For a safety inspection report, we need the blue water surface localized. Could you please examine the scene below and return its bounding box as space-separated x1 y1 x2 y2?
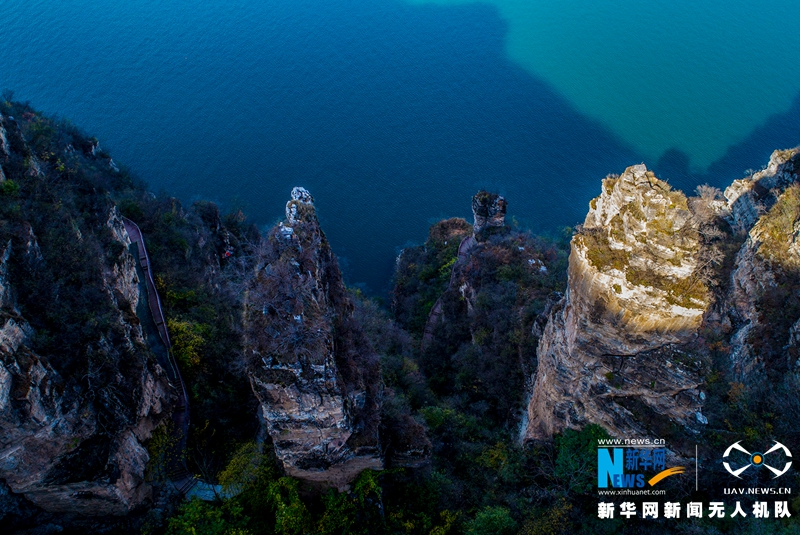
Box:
2 0 799 293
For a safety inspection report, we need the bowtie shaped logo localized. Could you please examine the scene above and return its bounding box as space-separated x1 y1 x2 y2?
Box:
723 441 792 479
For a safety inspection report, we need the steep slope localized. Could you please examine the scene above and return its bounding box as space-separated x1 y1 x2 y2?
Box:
524 150 800 443
244 188 382 489
724 149 800 383
119 194 262 484
0 108 173 516
395 191 569 426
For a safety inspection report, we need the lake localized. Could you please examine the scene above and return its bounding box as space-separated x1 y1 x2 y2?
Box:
3 0 799 292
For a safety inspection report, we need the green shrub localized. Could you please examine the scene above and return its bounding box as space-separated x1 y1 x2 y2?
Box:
520 500 573 535
465 506 516 535
0 180 20 197
166 498 250 535
218 441 271 496
268 478 311 535
554 424 610 494
168 319 209 370
316 471 383 535
144 420 179 484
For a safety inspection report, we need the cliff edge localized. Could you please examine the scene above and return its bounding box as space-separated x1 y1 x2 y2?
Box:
0 111 173 516
524 164 708 441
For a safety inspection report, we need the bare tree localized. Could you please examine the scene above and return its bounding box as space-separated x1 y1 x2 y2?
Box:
699 225 725 242
695 184 723 202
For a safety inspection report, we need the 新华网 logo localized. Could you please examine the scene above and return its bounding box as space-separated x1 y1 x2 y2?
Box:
722 441 792 479
598 444 686 488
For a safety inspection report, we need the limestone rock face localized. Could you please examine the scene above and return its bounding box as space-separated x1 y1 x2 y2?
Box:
0 217 172 516
725 149 799 233
0 116 10 183
524 164 707 441
725 148 800 383
0 118 9 159
576 164 707 340
472 191 507 235
285 186 316 225
0 112 173 518
245 188 382 489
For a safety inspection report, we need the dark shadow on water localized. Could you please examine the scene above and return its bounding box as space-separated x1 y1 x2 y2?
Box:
705 93 800 184
10 0 798 294
655 148 693 191
652 93 800 194
208 0 642 293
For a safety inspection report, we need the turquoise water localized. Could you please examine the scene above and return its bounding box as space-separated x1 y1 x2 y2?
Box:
2 0 799 292
410 0 800 169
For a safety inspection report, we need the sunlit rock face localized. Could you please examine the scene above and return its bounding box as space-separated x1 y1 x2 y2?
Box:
725 149 800 383
524 164 708 441
574 164 708 343
245 188 382 490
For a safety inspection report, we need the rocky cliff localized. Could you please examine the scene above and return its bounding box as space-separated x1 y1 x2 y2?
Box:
0 111 174 517
724 149 799 233
525 150 800 443
471 191 507 235
394 190 568 426
524 164 709 441
4 95 800 533
724 149 800 383
244 188 382 489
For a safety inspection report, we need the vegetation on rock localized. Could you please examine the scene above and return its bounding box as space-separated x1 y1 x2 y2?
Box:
4 99 800 535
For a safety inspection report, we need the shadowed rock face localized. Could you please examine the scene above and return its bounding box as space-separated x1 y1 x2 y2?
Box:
725 149 800 383
524 164 708 441
0 113 173 517
0 213 172 516
725 149 799 233
245 187 382 490
472 191 507 235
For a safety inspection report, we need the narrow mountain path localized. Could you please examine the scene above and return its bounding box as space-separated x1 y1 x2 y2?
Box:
122 217 197 496
420 234 476 351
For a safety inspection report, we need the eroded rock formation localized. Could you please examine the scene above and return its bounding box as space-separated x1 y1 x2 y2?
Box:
524 164 708 441
725 149 800 383
245 187 382 489
0 111 174 518
0 210 172 516
472 191 507 235
725 149 799 233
